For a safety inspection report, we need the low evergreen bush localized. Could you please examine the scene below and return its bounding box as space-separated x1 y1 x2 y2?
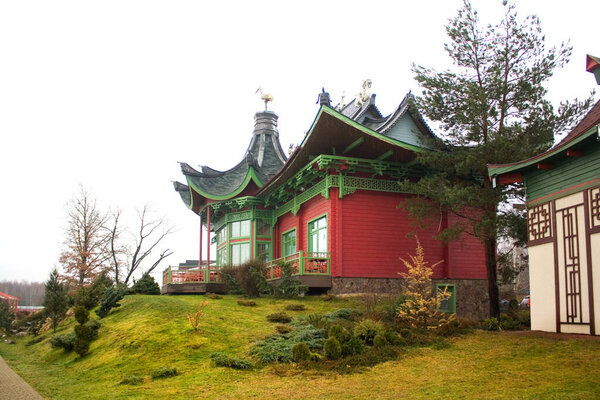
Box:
207 293 222 299
130 273 160 295
328 324 349 343
372 334 388 348
272 262 307 298
284 303 306 311
291 342 311 362
341 335 365 357
479 317 501 331
266 312 292 323
96 285 126 319
50 332 76 351
384 330 405 346
326 308 356 321
305 313 328 329
210 352 252 370
275 324 293 334
237 300 257 307
324 336 342 360
25 336 44 346
250 321 325 363
151 366 178 379
120 375 144 385
353 319 385 345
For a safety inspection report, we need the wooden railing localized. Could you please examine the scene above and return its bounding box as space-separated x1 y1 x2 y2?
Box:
162 251 330 285
264 251 330 280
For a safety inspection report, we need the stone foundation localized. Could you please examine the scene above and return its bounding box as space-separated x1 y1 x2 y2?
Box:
330 277 489 320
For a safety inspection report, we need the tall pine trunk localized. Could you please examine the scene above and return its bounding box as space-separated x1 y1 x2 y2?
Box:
485 236 500 318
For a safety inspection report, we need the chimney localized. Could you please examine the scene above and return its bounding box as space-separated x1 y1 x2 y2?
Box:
586 54 600 85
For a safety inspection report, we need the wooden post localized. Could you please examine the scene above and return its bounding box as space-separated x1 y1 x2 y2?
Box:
206 205 211 283
199 214 203 270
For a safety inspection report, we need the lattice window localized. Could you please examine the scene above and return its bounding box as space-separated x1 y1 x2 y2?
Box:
528 203 552 242
589 187 600 229
559 205 582 324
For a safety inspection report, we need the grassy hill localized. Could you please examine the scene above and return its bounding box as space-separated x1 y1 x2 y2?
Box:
1 294 600 399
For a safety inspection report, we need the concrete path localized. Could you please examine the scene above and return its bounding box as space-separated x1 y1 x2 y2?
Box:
0 355 44 399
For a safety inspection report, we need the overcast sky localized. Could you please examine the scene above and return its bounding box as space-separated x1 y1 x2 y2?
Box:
0 0 597 284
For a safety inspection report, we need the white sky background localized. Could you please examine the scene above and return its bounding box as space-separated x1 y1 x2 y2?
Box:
0 0 597 284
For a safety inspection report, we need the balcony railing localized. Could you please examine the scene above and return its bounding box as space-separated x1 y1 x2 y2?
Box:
264 251 330 281
162 251 330 285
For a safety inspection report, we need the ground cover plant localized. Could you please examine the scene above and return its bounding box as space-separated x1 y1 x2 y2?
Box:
1 294 599 399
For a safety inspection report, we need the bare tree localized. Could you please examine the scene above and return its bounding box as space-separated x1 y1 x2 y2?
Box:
117 205 174 285
106 209 127 285
59 187 111 287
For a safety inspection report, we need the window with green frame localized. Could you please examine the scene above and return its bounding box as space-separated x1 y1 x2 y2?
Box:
255 219 271 237
230 220 250 238
231 242 250 265
281 229 296 257
216 227 227 246
217 247 227 266
308 216 327 253
437 284 456 313
256 242 271 262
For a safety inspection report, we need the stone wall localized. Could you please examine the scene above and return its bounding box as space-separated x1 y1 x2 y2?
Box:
330 277 489 320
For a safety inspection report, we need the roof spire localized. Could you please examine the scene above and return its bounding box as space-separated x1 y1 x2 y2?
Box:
317 87 331 107
255 87 274 111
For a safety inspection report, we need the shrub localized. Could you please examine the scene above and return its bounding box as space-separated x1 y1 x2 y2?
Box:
341 335 365 357
74 306 90 325
207 293 222 299
251 322 325 363
25 336 44 346
291 342 311 362
96 285 126 319
436 318 462 337
73 286 96 310
151 366 178 379
187 301 209 332
235 259 271 298
275 324 293 334
320 294 337 301
120 375 144 385
87 319 101 340
237 300 257 307
73 307 92 357
328 324 348 343
384 330 405 346
373 334 388 348
382 295 407 323
324 337 342 360
130 273 160 295
479 318 501 331
353 319 385 345
210 352 252 370
272 262 308 298
306 313 328 329
285 303 306 311
327 308 355 321
267 312 292 324
221 267 243 294
50 332 76 351
310 352 323 362
518 310 531 327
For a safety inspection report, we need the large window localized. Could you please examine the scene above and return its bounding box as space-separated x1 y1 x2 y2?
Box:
255 219 271 237
256 242 271 262
281 229 297 257
217 247 227 266
216 227 227 246
231 243 250 265
308 216 327 253
230 220 250 238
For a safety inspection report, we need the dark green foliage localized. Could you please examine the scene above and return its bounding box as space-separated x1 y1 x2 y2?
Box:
207 293 222 299
479 318 501 331
373 334 388 348
233 259 270 298
353 319 385 345
384 330 405 346
95 285 125 319
305 313 328 329
275 324 293 334
341 335 365 357
220 267 242 295
74 306 89 325
406 0 595 318
43 269 69 332
50 332 76 351
324 337 342 360
73 286 96 310
518 310 531 327
328 325 349 343
326 308 356 321
320 294 337 301
74 336 90 356
250 321 325 363
74 324 93 342
151 366 178 379
74 271 114 310
237 300 257 307
272 262 308 298
498 310 530 331
436 318 462 337
210 352 252 370
120 375 144 385
284 303 306 311
382 296 407 323
291 342 311 362
336 346 399 372
87 319 101 340
266 312 292 323
130 273 160 295
0 299 14 334
508 299 520 314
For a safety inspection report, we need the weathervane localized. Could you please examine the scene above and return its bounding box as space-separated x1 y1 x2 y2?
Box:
255 87 274 111
355 79 372 107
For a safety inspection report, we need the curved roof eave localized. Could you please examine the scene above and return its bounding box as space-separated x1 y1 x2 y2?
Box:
186 166 263 201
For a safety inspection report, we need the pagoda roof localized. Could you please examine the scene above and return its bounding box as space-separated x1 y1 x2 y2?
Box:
177 111 287 211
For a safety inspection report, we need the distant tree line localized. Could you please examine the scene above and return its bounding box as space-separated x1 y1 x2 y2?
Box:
0 281 45 306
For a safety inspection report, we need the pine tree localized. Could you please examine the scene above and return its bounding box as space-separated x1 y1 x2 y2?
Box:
43 269 69 332
404 0 594 317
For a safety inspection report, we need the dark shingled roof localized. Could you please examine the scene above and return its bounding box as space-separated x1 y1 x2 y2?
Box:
179 111 287 200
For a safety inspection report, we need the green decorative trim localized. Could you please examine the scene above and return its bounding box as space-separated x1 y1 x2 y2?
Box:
307 213 328 253
527 177 600 207
186 166 263 201
376 150 394 161
343 137 365 154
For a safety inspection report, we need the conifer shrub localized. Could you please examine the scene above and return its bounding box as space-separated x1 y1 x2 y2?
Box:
87 319 101 340
324 336 342 360
0 299 15 334
384 330 405 346
210 352 252 370
221 267 243 294
96 285 126 319
266 312 292 323
251 321 325 363
479 317 501 331
73 306 92 356
285 303 306 311
326 308 356 321
353 319 385 345
237 300 257 307
372 334 388 348
275 324 293 334
272 262 308 298
305 313 328 329
130 273 160 295
291 342 311 362
234 259 271 298
328 324 349 343
74 306 89 325
50 332 76 351
341 335 365 357
151 366 178 379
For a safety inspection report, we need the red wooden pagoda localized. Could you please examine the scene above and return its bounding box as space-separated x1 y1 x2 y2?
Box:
167 85 488 318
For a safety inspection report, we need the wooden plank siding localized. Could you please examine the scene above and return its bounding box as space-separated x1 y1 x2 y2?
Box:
526 141 600 203
447 212 488 279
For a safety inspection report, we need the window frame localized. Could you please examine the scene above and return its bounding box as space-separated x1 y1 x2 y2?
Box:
281 228 297 257
307 214 328 254
436 283 456 313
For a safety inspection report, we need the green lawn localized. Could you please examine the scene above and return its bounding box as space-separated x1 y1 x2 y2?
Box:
1 294 599 399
